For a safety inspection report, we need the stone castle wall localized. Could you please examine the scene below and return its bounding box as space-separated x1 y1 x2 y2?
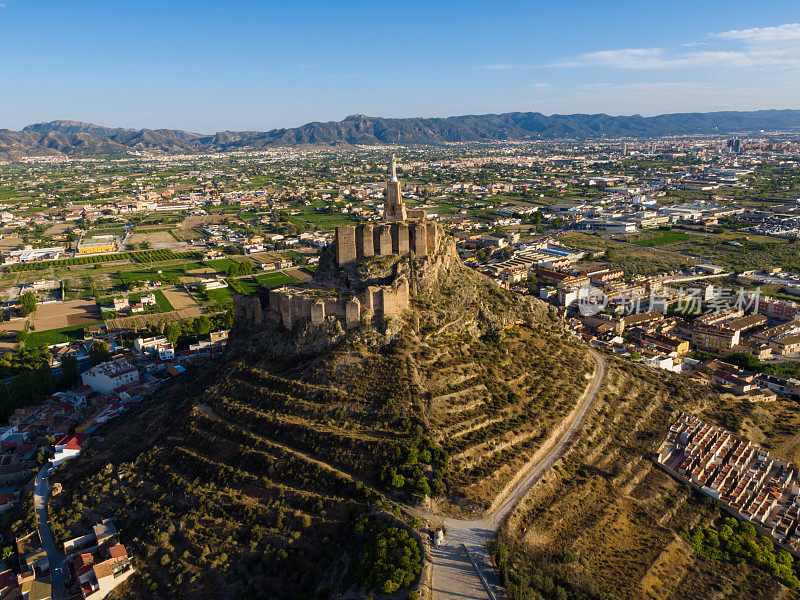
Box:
246 275 411 331
235 218 443 333
335 221 441 266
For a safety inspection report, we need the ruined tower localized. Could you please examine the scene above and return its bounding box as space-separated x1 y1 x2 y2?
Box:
383 154 407 221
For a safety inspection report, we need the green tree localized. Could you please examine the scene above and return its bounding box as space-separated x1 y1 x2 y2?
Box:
18 292 37 317
193 315 213 337
89 340 111 365
165 323 181 347
59 355 80 388
15 330 28 346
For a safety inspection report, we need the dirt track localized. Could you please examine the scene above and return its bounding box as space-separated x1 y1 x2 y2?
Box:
428 348 607 600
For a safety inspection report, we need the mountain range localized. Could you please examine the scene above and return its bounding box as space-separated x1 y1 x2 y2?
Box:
1 109 799 159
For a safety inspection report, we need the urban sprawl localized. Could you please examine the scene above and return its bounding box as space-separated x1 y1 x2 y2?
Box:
0 132 799 595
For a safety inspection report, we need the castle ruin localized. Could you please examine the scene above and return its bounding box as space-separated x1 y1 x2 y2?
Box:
334 221 441 265
237 154 441 332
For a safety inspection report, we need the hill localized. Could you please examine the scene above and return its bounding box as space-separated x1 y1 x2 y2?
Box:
41 228 594 599
492 359 800 600
2 109 799 159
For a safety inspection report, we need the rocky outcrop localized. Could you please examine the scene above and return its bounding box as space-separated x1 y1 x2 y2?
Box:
229 227 546 359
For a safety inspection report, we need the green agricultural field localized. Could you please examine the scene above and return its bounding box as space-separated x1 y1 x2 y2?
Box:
288 214 358 230
253 272 298 287
640 231 800 272
119 270 163 285
561 231 690 276
204 287 234 309
27 324 99 348
153 290 175 312
226 277 260 295
631 231 696 246
158 262 205 278
204 258 238 273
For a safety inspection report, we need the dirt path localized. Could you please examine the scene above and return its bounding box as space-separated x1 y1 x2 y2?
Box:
428 348 606 600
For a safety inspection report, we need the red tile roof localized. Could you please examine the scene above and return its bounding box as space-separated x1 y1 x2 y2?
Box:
107 544 128 560
55 433 90 450
72 552 94 575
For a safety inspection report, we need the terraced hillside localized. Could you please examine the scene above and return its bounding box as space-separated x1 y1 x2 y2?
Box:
411 323 594 511
43 230 600 599
46 366 420 600
494 358 800 600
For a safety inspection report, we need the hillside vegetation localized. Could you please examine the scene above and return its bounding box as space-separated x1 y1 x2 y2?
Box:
47 359 421 600
43 232 600 599
494 358 800 600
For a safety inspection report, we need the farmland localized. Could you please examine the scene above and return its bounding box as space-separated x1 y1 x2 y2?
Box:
105 306 205 331
288 212 359 230
560 231 690 275
26 324 93 348
161 288 199 311
152 290 175 312
29 299 101 330
628 230 696 246
253 272 299 287
203 287 234 310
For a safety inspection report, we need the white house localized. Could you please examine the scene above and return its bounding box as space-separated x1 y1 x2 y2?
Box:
133 336 167 353
140 293 156 306
51 433 89 466
81 360 139 395
157 344 174 361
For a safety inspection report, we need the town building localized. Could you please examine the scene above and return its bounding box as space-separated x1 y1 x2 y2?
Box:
81 360 139 394
77 235 116 255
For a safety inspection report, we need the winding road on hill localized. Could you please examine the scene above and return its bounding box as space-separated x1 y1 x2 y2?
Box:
195 348 607 600
428 348 606 600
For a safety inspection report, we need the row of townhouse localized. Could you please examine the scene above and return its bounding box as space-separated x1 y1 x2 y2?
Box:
661 413 800 552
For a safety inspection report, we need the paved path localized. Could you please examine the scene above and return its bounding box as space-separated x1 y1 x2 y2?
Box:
430 349 607 600
34 465 67 600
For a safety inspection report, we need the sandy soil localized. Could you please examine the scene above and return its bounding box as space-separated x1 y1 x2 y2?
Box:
30 299 101 330
162 288 199 310
0 237 23 251
286 268 311 281
129 231 175 245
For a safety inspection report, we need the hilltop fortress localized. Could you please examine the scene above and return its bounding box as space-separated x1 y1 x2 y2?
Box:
235 155 444 335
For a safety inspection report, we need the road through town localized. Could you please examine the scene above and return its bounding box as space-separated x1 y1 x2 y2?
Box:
429 349 607 600
34 465 67 600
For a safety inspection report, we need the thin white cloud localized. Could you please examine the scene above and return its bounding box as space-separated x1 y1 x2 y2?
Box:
552 23 800 71
531 83 551 88
713 23 800 44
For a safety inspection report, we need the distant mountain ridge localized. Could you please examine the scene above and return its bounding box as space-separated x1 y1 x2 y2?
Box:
2 109 799 159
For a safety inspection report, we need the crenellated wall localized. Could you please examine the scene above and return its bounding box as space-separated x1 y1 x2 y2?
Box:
335 221 442 266
253 276 411 331
236 217 443 333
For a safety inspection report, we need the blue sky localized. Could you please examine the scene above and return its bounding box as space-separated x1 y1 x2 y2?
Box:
1 0 798 132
